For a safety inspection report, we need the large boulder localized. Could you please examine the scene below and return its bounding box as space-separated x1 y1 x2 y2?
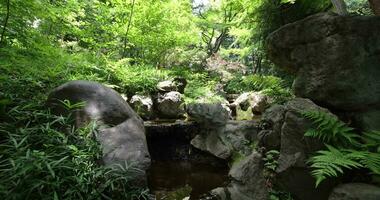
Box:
328 183 380 200
258 98 337 200
46 81 151 175
129 95 154 120
186 103 231 127
266 12 380 130
211 151 269 200
190 120 259 159
156 91 185 119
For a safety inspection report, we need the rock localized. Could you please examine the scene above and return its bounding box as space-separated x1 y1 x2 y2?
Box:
157 80 177 92
186 103 231 127
173 77 187 94
129 95 154 120
266 12 380 120
156 78 187 93
259 98 336 200
231 92 269 120
211 151 269 200
328 183 380 200
46 80 151 177
191 120 259 160
258 105 286 150
156 91 185 119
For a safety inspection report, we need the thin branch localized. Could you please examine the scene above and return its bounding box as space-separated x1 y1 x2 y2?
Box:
0 0 10 46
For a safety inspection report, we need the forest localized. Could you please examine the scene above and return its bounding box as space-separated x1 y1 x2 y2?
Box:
0 0 380 200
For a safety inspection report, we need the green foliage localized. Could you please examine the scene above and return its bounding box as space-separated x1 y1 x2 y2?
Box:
224 74 293 103
302 110 380 187
0 103 148 199
263 150 280 171
302 111 360 148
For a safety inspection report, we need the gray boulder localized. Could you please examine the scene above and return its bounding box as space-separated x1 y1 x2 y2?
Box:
47 80 151 175
156 78 187 94
266 12 380 130
191 120 259 160
211 151 269 200
186 103 231 127
328 183 380 200
157 80 177 92
259 98 336 200
129 95 154 120
156 91 185 119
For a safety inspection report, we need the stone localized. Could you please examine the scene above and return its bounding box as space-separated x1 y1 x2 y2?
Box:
173 77 187 94
211 151 269 200
46 80 151 177
231 92 269 120
190 120 259 160
156 91 185 119
266 12 380 117
328 183 380 200
157 80 177 92
156 78 187 94
186 103 231 127
259 98 336 200
129 95 154 120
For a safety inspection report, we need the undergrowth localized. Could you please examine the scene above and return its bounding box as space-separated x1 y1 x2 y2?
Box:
302 110 380 187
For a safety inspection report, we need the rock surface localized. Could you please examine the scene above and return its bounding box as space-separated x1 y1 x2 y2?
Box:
47 80 151 175
266 12 380 130
231 92 269 114
186 103 231 127
156 78 187 93
211 151 269 200
258 98 336 200
328 183 380 200
156 91 185 119
191 120 259 160
129 95 154 120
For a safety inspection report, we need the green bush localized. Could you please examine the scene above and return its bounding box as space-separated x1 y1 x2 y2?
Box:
0 103 148 199
224 74 293 104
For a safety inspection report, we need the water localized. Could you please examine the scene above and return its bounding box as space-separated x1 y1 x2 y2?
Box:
147 160 229 200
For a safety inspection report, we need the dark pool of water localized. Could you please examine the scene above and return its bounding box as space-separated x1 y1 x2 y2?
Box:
147 160 229 200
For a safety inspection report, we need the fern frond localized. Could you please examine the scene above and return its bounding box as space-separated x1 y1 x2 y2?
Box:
308 145 363 187
362 131 380 151
346 150 380 175
301 110 360 147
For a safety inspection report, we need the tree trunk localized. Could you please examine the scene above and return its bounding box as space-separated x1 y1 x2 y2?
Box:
331 0 349 15
369 0 380 15
122 0 136 58
0 0 10 46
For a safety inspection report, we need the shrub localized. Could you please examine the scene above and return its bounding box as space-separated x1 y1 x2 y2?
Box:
0 103 148 199
302 110 380 187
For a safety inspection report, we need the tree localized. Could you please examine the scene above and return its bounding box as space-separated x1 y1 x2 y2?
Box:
331 0 349 15
0 0 10 46
369 0 380 15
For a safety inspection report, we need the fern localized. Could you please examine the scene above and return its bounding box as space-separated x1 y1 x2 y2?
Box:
308 145 363 187
301 110 380 187
302 110 360 147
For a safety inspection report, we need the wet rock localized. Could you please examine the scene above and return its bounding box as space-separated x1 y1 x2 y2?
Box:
129 95 154 120
266 12 380 130
156 91 185 119
211 151 269 200
47 80 151 179
328 183 380 200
